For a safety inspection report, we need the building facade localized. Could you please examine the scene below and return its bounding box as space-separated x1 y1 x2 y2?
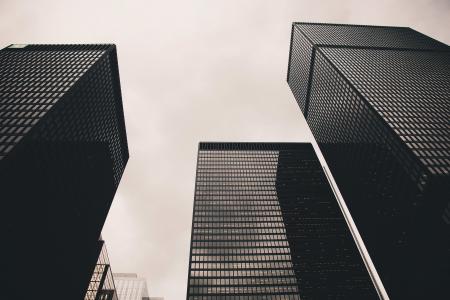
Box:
114 273 150 300
85 241 118 300
287 23 450 298
0 44 129 299
187 142 378 300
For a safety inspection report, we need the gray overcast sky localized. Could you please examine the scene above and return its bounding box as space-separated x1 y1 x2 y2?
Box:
1 1 449 299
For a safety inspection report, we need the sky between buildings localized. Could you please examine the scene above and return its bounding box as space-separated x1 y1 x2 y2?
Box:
1 1 449 299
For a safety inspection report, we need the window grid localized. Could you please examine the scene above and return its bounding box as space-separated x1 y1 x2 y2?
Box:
287 23 450 299
187 143 377 300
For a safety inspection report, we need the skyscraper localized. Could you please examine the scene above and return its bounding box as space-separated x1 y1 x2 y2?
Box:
114 273 150 300
0 44 129 300
187 142 379 300
287 23 450 298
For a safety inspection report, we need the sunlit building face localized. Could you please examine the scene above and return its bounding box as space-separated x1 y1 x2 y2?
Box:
187 142 376 300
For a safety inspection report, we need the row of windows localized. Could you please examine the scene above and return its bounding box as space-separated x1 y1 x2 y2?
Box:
197 167 316 172
196 180 277 185
199 150 278 155
197 166 278 170
197 162 279 166
192 235 288 242
196 191 277 196
189 294 300 300
196 170 278 174
190 269 296 277
196 196 277 200
189 285 299 295
191 261 294 270
193 228 286 234
190 276 298 286
193 217 284 223
194 223 285 229
195 205 280 210
196 188 277 193
192 240 289 248
192 248 291 255
197 168 278 172
194 211 282 216
196 202 280 207
192 254 293 262
198 157 279 161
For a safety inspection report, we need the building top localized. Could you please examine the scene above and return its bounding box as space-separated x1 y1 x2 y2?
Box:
288 23 450 180
199 141 314 151
0 44 104 159
114 273 149 300
5 43 115 51
293 22 449 50
114 273 138 278
0 43 129 185
320 46 450 177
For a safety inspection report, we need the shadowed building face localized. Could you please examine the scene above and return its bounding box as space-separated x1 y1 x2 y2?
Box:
187 142 377 300
0 44 128 300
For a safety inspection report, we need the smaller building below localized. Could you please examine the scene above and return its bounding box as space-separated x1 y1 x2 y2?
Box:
113 273 150 300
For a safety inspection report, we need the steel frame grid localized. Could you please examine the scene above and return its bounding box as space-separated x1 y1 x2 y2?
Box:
287 22 450 299
186 142 378 300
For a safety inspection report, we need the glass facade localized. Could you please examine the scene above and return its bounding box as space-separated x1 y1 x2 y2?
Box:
0 44 128 183
187 142 377 300
0 44 129 300
287 23 450 298
85 241 118 300
114 273 150 300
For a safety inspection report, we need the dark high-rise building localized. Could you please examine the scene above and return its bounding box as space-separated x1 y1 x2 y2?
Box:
187 142 379 300
0 44 128 299
287 23 450 298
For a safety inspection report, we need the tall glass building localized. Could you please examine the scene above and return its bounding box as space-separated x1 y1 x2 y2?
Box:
85 241 118 300
187 142 378 300
0 44 128 299
114 273 150 300
287 23 450 298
